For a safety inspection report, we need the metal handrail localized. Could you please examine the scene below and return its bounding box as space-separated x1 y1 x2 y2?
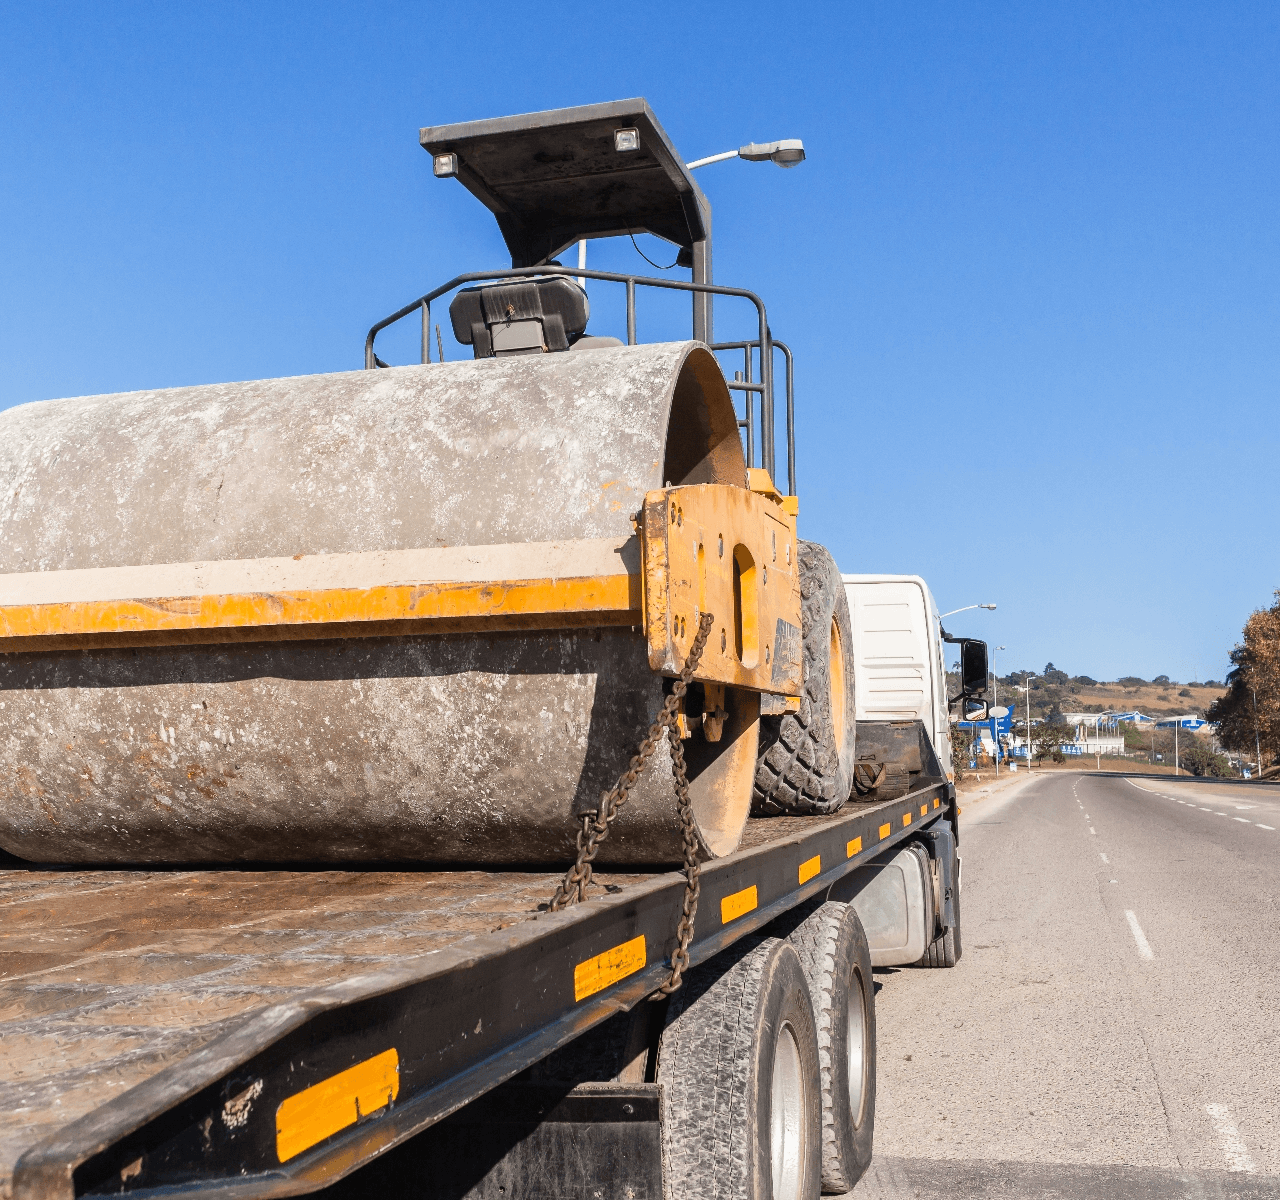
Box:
364 266 777 479
711 339 795 496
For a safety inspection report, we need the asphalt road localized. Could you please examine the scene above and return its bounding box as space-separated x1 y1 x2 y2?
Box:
852 770 1280 1200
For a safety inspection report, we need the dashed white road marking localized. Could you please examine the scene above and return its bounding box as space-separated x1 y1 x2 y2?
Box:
1099 852 1109 863
1125 910 1154 959
1233 817 1251 824
1200 807 1214 811
1234 805 1257 810
1089 826 1097 835
1259 824 1276 831
1205 1104 1256 1173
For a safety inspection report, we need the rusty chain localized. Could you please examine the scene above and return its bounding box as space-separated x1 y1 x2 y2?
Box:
548 610 715 993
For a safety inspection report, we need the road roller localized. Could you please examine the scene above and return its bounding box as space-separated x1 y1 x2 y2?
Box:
0 98 857 867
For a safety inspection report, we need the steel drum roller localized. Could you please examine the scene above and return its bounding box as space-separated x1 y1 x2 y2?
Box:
0 342 758 865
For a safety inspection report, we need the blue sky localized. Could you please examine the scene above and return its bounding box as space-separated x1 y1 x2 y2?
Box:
2 1 1277 683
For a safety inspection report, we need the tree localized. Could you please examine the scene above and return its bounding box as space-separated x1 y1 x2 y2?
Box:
1178 741 1232 779
1207 590 1280 768
1033 723 1071 764
951 727 973 779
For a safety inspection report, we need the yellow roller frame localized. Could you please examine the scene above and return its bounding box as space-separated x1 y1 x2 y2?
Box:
641 479 802 696
0 478 803 696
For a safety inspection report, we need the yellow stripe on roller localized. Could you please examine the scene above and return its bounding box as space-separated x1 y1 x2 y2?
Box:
903 812 912 826
798 855 821 884
0 575 637 647
879 823 892 841
721 885 758 924
574 935 646 1002
846 836 862 858
276 1049 399 1163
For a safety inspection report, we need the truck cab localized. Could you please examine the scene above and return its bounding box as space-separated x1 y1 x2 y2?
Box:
843 573 956 784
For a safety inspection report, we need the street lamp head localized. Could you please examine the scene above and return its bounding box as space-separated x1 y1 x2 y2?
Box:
686 140 806 171
980 603 996 611
738 139 807 168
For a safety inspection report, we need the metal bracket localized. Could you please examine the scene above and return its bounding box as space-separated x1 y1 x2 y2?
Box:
641 483 801 696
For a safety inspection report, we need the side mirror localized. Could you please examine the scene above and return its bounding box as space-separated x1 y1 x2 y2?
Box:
962 697 989 721
961 639 988 696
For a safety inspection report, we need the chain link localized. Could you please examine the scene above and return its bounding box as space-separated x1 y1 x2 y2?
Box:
548 611 715 993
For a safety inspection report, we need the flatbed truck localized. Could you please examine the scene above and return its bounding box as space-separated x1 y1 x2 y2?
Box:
1 100 985 1200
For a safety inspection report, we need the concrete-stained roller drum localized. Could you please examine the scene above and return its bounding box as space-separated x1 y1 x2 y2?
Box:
0 342 758 866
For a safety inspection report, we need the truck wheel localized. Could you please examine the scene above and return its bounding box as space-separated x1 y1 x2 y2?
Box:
753 542 856 816
658 938 822 1200
918 851 962 968
784 901 876 1193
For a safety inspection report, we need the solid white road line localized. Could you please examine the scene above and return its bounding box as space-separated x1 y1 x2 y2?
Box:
1125 910 1154 960
1205 1104 1256 1173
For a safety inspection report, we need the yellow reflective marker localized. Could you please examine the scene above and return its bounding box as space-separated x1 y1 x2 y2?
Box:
846 836 862 858
798 855 821 884
721 885 758 924
920 804 928 817
878 823 891 840
574 934 646 1002
934 798 940 808
276 1048 399 1163
903 812 912 826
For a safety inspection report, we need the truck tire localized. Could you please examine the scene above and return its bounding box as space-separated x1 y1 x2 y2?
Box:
753 542 856 816
783 902 876 1194
918 851 962 968
658 938 822 1200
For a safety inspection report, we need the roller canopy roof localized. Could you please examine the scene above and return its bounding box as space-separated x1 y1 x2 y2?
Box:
420 98 710 269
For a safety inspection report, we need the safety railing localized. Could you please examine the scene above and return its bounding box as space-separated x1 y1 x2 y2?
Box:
363 267 791 489
711 339 795 497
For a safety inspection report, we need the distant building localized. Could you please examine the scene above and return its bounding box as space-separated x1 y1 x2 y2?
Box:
1155 715 1206 730
1109 711 1154 725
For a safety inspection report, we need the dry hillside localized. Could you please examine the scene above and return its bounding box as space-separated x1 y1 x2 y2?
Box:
1065 679 1225 717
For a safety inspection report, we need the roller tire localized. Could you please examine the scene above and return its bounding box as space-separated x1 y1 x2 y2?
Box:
783 902 877 1194
658 938 822 1200
753 542 856 816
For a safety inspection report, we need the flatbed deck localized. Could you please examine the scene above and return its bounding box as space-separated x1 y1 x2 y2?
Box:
2 784 952 1200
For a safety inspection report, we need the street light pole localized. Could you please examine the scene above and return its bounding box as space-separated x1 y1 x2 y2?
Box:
686 140 807 171
1253 686 1262 777
1016 673 1038 772
939 603 998 619
1026 673 1034 772
994 645 1006 777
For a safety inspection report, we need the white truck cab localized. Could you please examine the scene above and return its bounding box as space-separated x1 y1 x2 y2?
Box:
837 574 989 968
842 573 954 783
